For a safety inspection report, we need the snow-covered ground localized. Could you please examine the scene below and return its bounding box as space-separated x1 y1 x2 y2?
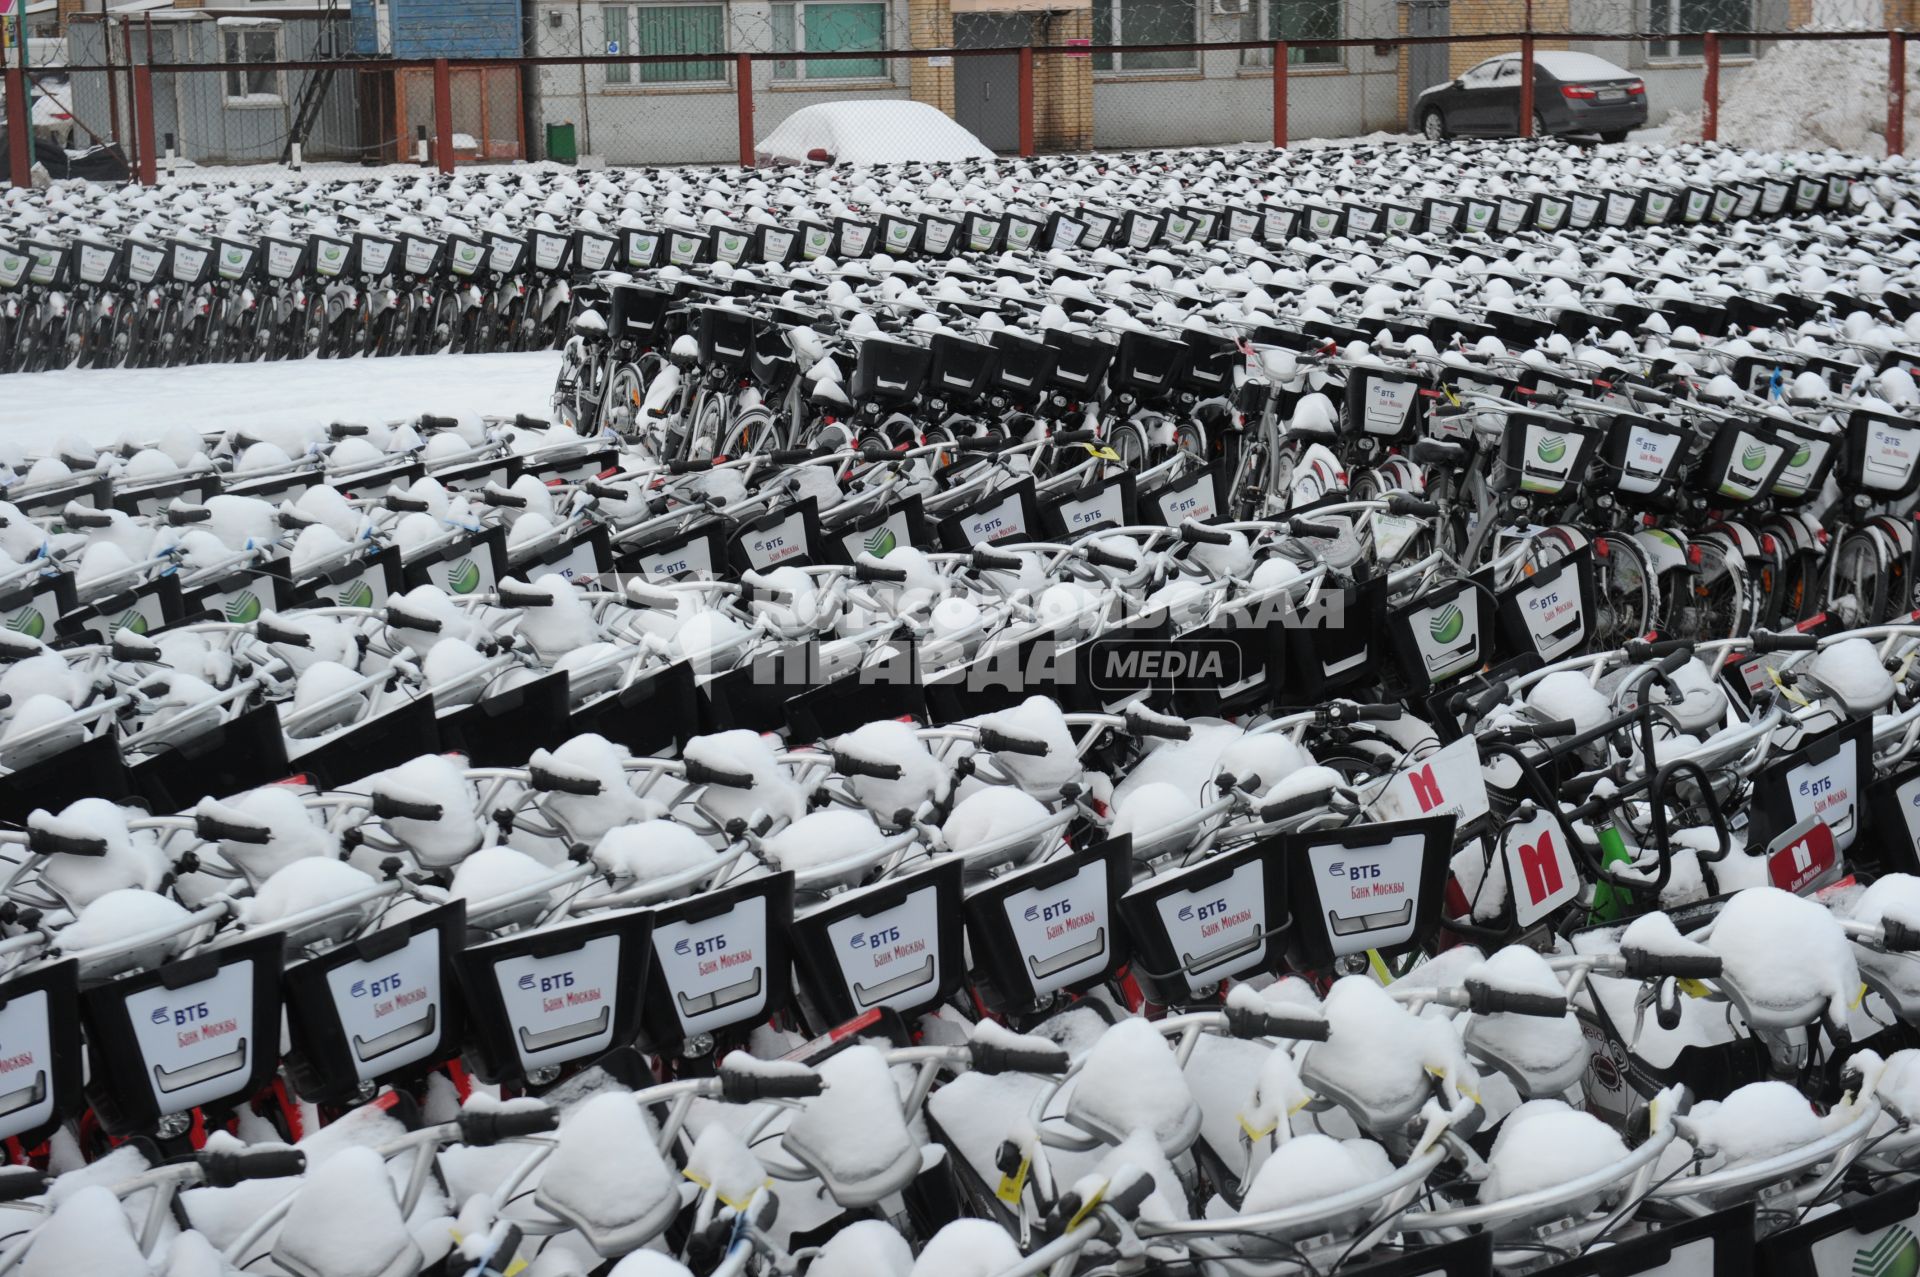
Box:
0 352 562 453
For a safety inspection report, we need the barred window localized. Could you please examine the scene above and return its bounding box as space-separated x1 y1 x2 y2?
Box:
221 25 284 104
1647 0 1751 59
605 5 727 87
1241 0 1341 67
773 3 889 81
1092 0 1197 73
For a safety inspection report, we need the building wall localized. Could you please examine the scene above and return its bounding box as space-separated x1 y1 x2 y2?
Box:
66 14 361 163
526 0 913 165
349 0 523 59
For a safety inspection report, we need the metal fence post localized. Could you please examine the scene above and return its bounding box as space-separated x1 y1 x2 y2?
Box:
1519 33 1535 135
736 53 754 168
132 62 157 185
4 65 29 189
1018 46 1035 158
1893 32 1907 159
1702 31 1719 143
1273 41 1288 147
433 57 455 175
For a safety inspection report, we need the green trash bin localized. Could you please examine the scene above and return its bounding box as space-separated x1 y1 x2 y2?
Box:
546 122 578 164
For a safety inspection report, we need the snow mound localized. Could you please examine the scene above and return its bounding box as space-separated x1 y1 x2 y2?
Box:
758 102 995 167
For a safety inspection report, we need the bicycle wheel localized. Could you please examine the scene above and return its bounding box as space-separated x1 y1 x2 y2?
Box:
1828 531 1892 628
1589 533 1656 648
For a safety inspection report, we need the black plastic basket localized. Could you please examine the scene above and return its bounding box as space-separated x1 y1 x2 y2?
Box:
529 228 574 276
926 332 997 401
1110 329 1187 399
352 232 398 280
852 338 932 405
75 239 123 286
1179 329 1240 399
608 283 672 343
311 233 355 280
1844 409 1920 499
696 304 754 373
988 329 1057 398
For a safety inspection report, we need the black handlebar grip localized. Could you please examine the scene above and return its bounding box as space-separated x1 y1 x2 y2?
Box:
1102 1170 1157 1223
583 481 631 502
684 759 756 789
1125 713 1192 742
1347 703 1402 722
62 508 114 529
1884 919 1920 953
371 793 445 822
1511 717 1578 740
257 617 315 648
195 814 273 844
528 764 602 796
1385 494 1441 518
1082 545 1137 571
1620 949 1723 979
480 488 528 508
26 828 108 857
972 548 1025 572
854 561 910 583
418 414 459 430
1463 682 1511 720
1288 519 1342 540
969 1038 1070 1077
514 414 550 431
719 1061 824 1102
1623 636 1692 662
198 1146 308 1188
1466 979 1568 1018
497 581 556 609
0 1168 46 1204
458 1106 559 1146
384 604 444 634
1224 1002 1331 1043
166 504 214 525
668 458 715 473
831 752 904 782
385 494 431 513
1047 429 1097 447
955 435 1012 453
111 632 162 662
979 727 1050 757
1260 790 1330 823
768 449 813 464
1751 629 1820 653
1179 522 1234 546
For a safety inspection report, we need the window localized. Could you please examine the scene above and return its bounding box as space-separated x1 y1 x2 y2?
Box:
773 3 888 81
1240 0 1340 68
605 4 725 86
1458 55 1510 87
1092 0 1196 73
1647 0 1750 59
220 23 283 104
604 6 630 84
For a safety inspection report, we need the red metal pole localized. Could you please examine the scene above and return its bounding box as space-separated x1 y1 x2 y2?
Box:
433 58 454 174
1702 31 1719 143
1892 32 1907 159
1273 41 1288 147
1018 46 1035 157
1519 34 1535 136
132 62 156 185
735 52 754 168
4 67 29 189
121 16 136 168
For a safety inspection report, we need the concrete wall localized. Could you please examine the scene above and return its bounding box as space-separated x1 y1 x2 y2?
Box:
67 14 362 163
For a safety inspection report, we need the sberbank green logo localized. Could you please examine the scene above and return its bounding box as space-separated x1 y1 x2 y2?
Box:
331 580 376 609
223 591 261 624
1742 442 1769 471
1790 445 1812 467
1429 602 1464 645
447 559 482 595
722 236 743 254
863 527 897 558
5 608 44 640
1853 1224 1920 1277
113 609 149 636
1537 434 1567 464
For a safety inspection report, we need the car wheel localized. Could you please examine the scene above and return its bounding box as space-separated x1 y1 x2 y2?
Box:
1422 110 1447 141
1532 112 1549 139
1599 129 1631 143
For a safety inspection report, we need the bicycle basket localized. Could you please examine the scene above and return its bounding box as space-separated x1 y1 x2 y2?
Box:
262 236 308 282
312 234 354 280
926 332 997 401
76 239 122 286
1343 361 1424 441
988 329 1057 398
1111 330 1188 399
620 226 663 270
696 305 754 373
529 228 573 276
1767 419 1840 502
573 227 618 273
1118 837 1290 1003
789 861 966 1024
708 225 751 267
1845 410 1920 500
486 233 528 276
640 875 796 1050
608 283 672 342
210 238 256 284
963 839 1130 1013
351 233 397 279
22 241 66 289
852 338 932 405
1595 413 1690 497
1694 417 1790 505
1491 412 1603 499
1179 330 1240 399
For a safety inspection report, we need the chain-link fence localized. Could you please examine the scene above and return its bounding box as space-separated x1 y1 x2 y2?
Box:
3 0 1917 183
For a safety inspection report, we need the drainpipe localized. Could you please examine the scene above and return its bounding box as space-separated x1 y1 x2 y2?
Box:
574 0 591 156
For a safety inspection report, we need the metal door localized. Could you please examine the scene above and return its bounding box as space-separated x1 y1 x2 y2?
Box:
954 14 1025 155
1404 0 1451 130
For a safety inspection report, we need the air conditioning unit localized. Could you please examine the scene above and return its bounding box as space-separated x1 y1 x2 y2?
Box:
1211 0 1251 15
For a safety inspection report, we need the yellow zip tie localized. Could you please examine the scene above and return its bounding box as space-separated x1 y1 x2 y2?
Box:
1366 949 1393 985
995 1153 1032 1206
1675 978 1712 999
1853 982 1869 1011
1081 443 1121 462
1068 1184 1108 1230
1770 665 1810 707
683 1168 770 1213
1237 1113 1278 1142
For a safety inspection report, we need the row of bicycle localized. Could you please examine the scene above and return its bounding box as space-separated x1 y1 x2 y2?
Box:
0 134 1897 372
